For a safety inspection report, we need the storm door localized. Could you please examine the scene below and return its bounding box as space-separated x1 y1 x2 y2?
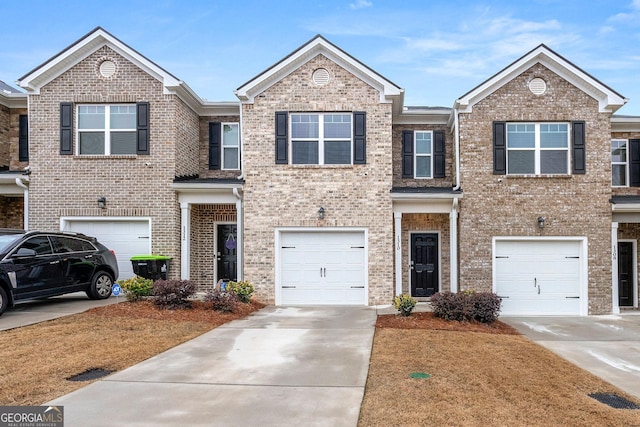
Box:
217 224 237 282
410 233 439 297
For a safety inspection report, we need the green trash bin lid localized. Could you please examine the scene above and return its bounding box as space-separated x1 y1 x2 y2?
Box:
130 255 172 261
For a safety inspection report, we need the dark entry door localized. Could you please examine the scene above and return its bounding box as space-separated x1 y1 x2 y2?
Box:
217 224 237 282
618 241 634 307
411 233 439 297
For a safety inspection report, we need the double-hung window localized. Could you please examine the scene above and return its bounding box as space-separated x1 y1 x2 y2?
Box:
414 131 433 178
612 139 628 187
291 113 352 165
222 123 240 170
506 123 569 175
77 105 137 155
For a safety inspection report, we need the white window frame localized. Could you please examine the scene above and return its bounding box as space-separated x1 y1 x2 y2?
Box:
506 122 570 175
611 139 629 187
221 122 240 170
414 130 433 179
289 113 353 165
76 104 137 156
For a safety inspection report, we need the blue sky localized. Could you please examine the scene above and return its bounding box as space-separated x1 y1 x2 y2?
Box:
2 0 640 114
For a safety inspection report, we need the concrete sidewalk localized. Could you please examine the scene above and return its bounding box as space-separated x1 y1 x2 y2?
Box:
503 314 640 400
48 306 377 426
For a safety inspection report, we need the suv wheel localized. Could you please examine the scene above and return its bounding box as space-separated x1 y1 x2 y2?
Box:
87 271 113 300
0 287 8 316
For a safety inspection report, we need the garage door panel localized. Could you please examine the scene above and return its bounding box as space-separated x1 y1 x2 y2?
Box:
65 220 150 281
495 240 582 315
280 231 366 305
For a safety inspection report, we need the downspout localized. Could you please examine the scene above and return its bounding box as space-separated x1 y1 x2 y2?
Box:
237 100 244 180
452 105 461 191
15 177 28 230
233 187 243 281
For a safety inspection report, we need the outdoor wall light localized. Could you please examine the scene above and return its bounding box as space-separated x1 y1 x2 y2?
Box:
537 216 545 229
318 207 325 220
97 197 107 209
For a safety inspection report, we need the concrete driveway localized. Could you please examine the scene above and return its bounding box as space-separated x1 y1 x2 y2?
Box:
503 315 640 400
0 292 121 331
48 306 376 427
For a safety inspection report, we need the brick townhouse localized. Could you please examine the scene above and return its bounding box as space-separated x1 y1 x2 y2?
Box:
1 27 640 315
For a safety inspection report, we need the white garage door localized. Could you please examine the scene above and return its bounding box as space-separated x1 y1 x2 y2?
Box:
64 220 151 281
495 240 583 315
279 231 366 305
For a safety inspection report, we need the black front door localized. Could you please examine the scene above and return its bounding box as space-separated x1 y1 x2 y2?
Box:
411 233 439 297
217 224 237 282
618 241 634 307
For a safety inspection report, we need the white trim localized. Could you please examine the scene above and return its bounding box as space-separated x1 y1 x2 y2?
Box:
449 198 459 293
180 203 191 280
413 130 433 179
274 227 369 306
394 212 402 296
221 122 240 170
611 138 629 187
617 238 638 310
612 223 619 314
408 231 441 298
492 236 588 316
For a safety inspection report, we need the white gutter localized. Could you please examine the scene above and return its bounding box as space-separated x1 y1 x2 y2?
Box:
15 177 28 230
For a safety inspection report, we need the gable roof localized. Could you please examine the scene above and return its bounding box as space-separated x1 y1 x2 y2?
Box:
16 27 239 116
455 44 627 114
235 35 404 111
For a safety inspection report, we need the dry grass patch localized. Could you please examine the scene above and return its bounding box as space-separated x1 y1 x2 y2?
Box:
359 313 640 426
0 300 263 406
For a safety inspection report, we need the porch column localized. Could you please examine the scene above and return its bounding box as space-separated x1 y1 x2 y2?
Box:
450 198 459 293
180 202 191 280
234 190 243 281
612 222 619 314
394 211 403 296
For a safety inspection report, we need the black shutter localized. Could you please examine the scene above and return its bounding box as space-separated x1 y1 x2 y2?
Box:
493 122 506 175
630 139 640 187
433 130 445 178
136 102 150 155
353 112 366 164
60 102 73 155
18 115 28 161
209 122 221 170
571 121 586 174
402 130 414 178
275 112 288 164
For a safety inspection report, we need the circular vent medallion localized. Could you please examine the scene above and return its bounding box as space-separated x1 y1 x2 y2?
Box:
529 78 547 95
312 68 330 85
99 60 117 78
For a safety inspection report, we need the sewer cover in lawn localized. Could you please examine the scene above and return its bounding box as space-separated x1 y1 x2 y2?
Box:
67 368 115 382
589 392 640 409
410 372 430 379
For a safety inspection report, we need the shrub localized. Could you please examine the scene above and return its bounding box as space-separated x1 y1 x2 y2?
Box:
204 289 240 312
152 279 197 309
393 294 417 316
430 291 501 323
118 275 153 302
226 280 254 303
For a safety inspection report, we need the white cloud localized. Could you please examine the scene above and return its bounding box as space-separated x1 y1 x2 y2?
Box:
349 0 372 10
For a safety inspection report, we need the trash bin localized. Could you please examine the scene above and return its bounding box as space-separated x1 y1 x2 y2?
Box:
130 255 171 280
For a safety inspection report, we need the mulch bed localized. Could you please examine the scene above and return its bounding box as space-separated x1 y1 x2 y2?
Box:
376 311 520 334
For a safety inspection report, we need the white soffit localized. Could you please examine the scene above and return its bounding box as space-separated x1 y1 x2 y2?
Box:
455 44 627 114
235 35 403 104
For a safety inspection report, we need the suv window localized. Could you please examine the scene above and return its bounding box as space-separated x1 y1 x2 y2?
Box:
20 236 53 255
52 236 96 253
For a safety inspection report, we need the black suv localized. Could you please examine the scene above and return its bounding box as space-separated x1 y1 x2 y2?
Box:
0 229 119 316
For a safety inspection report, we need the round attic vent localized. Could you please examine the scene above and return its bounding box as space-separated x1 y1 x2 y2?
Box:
312 68 330 85
529 78 547 95
99 60 117 78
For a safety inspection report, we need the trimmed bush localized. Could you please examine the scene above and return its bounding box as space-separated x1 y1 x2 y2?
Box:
226 280 254 303
152 279 197 309
204 289 240 312
393 294 417 316
431 291 501 323
118 275 153 302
